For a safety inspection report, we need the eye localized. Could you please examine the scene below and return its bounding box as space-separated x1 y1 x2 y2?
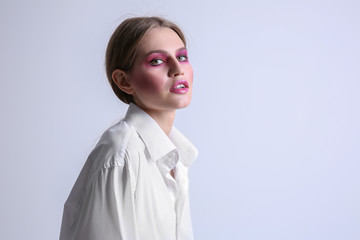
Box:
177 55 188 62
149 59 164 66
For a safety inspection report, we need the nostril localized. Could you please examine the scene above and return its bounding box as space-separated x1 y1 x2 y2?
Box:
170 71 184 77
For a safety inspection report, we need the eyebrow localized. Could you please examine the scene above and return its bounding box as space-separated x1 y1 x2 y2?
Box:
145 47 187 57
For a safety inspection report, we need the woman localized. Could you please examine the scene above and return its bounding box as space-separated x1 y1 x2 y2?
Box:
60 17 197 240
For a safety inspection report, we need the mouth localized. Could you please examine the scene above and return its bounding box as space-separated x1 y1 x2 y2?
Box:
170 80 189 94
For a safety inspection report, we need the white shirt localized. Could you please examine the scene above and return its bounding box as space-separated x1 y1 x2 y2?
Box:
60 103 198 240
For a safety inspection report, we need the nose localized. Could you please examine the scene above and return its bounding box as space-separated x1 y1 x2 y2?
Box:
169 58 184 77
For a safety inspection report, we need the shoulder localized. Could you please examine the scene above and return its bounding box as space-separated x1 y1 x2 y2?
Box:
88 119 144 171
64 120 144 208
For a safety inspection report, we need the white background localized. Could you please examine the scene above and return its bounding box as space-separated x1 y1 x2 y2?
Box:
1 0 359 239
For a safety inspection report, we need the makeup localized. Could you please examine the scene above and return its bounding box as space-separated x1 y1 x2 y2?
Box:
170 80 189 94
145 47 189 67
145 52 167 66
176 48 188 63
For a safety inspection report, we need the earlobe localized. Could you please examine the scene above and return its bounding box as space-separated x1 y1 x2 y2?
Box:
112 69 134 95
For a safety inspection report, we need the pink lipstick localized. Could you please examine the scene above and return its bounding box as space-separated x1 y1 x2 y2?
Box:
170 80 189 94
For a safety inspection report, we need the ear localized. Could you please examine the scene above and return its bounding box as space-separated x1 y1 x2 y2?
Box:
112 69 134 95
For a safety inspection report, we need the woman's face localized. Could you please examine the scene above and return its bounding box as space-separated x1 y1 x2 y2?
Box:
127 27 193 114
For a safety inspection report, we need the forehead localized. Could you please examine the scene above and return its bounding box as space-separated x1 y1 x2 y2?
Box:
137 27 185 54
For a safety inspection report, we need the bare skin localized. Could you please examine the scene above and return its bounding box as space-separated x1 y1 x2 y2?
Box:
112 27 193 177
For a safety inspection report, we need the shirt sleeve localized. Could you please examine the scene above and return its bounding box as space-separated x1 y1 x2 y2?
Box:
80 164 137 240
61 160 138 240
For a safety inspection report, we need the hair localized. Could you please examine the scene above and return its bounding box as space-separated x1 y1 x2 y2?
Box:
105 16 187 104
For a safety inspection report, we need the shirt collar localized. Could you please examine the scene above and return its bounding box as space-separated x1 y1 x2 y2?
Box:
124 103 198 167
169 127 198 167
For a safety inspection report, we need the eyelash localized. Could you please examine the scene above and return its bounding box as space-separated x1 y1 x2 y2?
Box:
177 55 188 62
149 59 164 66
149 55 188 66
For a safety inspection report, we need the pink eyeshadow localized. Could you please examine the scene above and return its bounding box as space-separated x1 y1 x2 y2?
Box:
145 53 167 64
176 49 188 57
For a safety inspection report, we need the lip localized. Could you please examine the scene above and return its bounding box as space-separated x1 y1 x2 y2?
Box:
170 80 189 94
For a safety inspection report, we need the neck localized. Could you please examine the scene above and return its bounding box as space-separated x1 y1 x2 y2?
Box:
144 109 176 136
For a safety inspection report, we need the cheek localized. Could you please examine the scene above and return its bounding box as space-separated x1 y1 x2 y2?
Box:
185 64 194 85
130 69 164 94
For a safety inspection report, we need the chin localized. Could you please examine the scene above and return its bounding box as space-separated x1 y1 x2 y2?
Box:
174 98 192 109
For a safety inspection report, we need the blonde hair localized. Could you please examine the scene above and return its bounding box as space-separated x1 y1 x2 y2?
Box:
105 16 187 104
